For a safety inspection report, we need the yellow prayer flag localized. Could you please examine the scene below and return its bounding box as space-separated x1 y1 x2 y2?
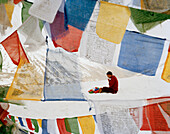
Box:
162 47 170 83
6 58 44 101
78 115 95 134
4 2 14 27
37 119 42 128
96 1 131 44
0 4 11 27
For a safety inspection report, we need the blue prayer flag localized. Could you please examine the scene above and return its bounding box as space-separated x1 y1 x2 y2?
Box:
65 0 97 31
118 30 165 76
44 49 85 101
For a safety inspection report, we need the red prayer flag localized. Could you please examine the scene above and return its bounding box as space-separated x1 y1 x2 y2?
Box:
52 25 83 52
57 119 71 134
1 31 29 65
141 100 170 132
14 0 22 4
26 118 34 134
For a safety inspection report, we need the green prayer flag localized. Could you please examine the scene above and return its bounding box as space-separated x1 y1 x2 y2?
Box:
130 8 168 33
0 0 8 4
0 51 2 72
21 1 43 30
31 119 39 133
64 117 80 134
130 8 170 24
11 116 15 123
0 86 9 98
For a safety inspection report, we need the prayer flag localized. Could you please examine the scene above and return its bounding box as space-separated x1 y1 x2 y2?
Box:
96 1 131 44
0 4 11 27
6 57 44 100
29 0 62 23
65 0 97 31
44 49 85 101
64 117 80 134
57 119 71 134
4 2 14 27
118 30 165 76
78 115 95 134
161 45 170 82
1 31 29 65
21 1 44 30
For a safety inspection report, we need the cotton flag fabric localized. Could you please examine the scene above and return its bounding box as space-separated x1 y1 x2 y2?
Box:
47 0 83 52
0 31 29 65
4 2 14 27
49 0 68 40
64 118 80 134
78 115 95 134
96 1 131 44
18 16 45 52
130 8 170 24
52 25 83 52
93 100 142 134
6 57 44 100
57 119 71 134
0 4 11 27
140 98 170 133
65 0 97 31
21 1 44 30
162 45 170 82
118 30 165 76
44 49 85 101
0 51 2 72
80 20 116 66
130 8 164 33
141 0 170 14
0 0 10 4
29 0 62 23
13 0 22 4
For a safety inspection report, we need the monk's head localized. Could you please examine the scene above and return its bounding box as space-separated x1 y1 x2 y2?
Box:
106 71 112 78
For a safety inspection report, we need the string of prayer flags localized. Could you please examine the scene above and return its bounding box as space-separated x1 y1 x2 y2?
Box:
96 1 131 44
0 31 29 65
8 115 98 134
161 45 170 82
118 30 165 76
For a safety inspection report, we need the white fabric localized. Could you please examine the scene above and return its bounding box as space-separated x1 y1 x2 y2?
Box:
47 119 60 134
29 0 62 23
18 16 45 52
80 21 116 66
93 100 144 134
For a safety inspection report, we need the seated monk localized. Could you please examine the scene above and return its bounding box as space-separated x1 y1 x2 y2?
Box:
99 71 118 94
